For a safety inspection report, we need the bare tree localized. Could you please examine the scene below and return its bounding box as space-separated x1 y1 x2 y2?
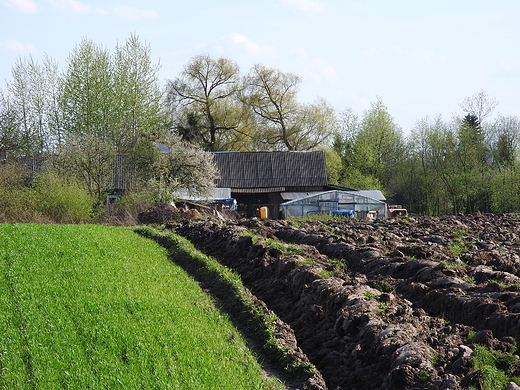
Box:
166 54 246 151
459 90 498 124
243 64 335 151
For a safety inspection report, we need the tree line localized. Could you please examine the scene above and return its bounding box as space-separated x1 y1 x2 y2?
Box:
1 34 519 219
0 35 217 219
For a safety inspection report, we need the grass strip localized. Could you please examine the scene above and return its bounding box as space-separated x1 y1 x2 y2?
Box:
133 225 320 387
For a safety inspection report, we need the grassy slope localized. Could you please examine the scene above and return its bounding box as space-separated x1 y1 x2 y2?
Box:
0 224 281 389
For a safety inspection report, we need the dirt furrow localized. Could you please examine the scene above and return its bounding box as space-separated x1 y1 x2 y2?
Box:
172 215 520 390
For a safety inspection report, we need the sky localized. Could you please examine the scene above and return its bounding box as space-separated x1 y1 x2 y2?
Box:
1 0 519 134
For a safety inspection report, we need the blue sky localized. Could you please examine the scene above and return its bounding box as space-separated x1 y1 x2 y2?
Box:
1 0 519 134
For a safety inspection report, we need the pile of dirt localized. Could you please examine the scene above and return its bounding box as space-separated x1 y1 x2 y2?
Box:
137 203 201 224
171 214 520 390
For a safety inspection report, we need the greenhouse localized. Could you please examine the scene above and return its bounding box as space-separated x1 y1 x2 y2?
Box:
279 190 388 219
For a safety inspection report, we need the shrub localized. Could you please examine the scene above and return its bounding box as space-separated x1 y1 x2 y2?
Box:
35 171 94 223
102 188 158 226
0 161 39 222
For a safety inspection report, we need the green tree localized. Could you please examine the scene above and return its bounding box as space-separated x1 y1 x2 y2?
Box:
60 37 114 141
405 115 457 215
166 54 247 151
490 114 520 169
57 35 166 203
243 64 335 151
332 108 382 190
355 98 405 186
488 114 520 212
333 99 404 194
454 114 490 213
112 34 166 150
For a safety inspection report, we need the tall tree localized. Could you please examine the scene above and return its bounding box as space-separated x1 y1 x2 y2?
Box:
488 115 520 213
332 108 381 190
56 35 167 202
112 34 166 149
166 54 246 151
490 114 520 169
243 64 335 151
352 98 405 189
60 38 114 141
7 55 60 154
453 113 490 213
404 115 457 215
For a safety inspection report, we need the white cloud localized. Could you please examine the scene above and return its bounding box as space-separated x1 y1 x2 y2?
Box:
279 0 324 12
291 47 307 58
48 0 105 16
224 33 277 57
314 58 337 82
0 39 37 55
112 5 158 20
3 0 37 13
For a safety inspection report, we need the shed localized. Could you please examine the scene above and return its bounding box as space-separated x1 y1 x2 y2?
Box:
280 190 388 219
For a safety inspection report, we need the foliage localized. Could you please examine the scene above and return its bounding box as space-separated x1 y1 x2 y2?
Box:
154 135 218 201
166 54 247 151
0 90 25 158
470 344 518 390
332 100 403 192
34 170 93 223
0 224 282 389
0 161 39 222
7 54 61 154
6 35 520 216
243 64 336 151
49 134 116 205
5 34 170 208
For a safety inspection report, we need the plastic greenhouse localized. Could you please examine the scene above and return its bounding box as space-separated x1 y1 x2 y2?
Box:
279 190 388 219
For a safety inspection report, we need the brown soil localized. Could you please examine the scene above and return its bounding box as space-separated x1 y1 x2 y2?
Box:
166 214 520 390
137 203 202 224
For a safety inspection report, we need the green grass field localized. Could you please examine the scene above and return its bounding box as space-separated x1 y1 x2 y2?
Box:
0 224 281 389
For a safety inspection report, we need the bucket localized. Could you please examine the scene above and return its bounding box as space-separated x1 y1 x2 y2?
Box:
259 206 269 219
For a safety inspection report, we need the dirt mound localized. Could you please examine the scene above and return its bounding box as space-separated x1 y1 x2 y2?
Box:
137 203 201 224
171 214 520 390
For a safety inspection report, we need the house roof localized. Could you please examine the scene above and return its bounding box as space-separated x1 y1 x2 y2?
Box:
213 150 328 190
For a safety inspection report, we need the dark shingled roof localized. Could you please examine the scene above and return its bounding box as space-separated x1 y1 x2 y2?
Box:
213 150 328 189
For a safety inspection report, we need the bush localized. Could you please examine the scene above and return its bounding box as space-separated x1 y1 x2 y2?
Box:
35 171 94 223
0 161 39 222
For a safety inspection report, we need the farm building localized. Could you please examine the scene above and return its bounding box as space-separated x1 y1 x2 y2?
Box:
212 150 387 218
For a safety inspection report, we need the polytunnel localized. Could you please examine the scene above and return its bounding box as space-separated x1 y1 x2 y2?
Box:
279 190 388 219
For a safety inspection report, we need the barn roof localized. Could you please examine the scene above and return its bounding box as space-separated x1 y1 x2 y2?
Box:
213 150 328 190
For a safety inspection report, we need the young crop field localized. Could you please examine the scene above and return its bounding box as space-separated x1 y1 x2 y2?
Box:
0 224 282 389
